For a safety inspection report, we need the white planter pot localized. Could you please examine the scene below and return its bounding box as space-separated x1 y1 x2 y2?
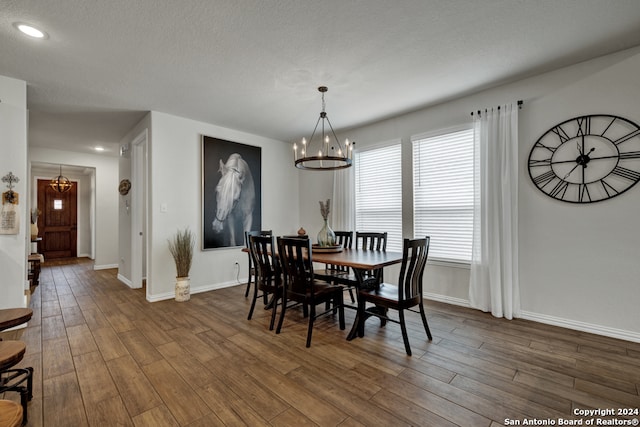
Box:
175 277 190 302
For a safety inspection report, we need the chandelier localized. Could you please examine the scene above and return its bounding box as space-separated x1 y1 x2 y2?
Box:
293 86 354 170
50 165 73 193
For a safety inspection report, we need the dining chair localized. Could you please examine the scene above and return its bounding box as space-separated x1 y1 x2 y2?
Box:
357 236 432 356
355 231 388 289
276 236 345 347
314 231 357 302
247 234 282 330
355 231 387 251
244 230 272 298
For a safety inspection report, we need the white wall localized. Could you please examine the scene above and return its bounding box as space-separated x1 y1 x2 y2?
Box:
0 75 28 309
146 111 299 301
300 46 640 340
118 114 151 282
29 148 119 268
519 50 640 338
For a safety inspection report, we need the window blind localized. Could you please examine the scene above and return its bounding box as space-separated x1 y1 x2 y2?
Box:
355 144 403 252
413 128 474 263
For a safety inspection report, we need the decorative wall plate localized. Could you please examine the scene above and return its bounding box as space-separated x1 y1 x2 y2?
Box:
119 179 131 195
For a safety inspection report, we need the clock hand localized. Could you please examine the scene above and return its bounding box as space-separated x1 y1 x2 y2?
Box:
563 147 595 179
577 137 583 155
563 163 581 179
551 148 596 165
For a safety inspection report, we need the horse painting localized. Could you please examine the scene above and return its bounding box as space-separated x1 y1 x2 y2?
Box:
212 153 255 246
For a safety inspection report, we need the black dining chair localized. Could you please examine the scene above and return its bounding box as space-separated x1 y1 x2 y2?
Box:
314 231 357 302
357 236 432 356
356 231 388 251
276 236 345 347
355 231 388 289
247 234 282 330
244 230 272 299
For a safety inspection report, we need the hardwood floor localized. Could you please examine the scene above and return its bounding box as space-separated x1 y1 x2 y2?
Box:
2 258 639 426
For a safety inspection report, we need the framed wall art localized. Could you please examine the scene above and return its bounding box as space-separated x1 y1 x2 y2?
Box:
201 135 262 249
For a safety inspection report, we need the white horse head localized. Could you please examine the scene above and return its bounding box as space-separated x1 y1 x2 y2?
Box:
212 153 255 245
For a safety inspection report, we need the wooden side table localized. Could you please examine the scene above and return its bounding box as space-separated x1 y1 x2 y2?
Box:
0 399 22 427
0 309 33 333
0 341 32 425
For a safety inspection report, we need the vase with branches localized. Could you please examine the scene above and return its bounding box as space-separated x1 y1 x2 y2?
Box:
168 228 195 301
317 199 336 247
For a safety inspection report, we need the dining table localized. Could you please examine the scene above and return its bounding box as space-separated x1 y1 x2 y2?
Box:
243 245 404 341
310 248 404 340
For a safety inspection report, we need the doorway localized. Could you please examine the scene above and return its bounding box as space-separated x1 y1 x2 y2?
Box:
37 179 78 259
130 130 148 295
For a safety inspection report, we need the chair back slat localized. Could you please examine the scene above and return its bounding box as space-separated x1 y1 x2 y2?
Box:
355 232 387 251
334 231 353 249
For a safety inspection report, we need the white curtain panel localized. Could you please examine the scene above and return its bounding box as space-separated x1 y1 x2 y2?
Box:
331 166 355 232
469 103 520 319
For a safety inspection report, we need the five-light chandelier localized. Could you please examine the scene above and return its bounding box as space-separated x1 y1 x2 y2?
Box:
293 86 354 170
49 165 73 193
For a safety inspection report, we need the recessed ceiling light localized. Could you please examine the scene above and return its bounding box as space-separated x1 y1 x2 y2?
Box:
94 146 105 152
14 23 48 39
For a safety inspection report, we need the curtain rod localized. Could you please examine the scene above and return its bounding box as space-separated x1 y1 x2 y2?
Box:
470 100 523 116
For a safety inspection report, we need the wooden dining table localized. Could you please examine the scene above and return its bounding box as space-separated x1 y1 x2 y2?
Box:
310 248 404 340
244 245 404 341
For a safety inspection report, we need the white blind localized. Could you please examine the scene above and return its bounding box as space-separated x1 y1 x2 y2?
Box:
355 144 402 252
413 128 474 263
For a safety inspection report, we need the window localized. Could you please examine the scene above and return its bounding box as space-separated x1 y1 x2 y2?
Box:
355 143 403 251
53 199 63 210
413 128 474 263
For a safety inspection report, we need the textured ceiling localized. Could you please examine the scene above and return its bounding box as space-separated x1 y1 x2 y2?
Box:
2 0 640 156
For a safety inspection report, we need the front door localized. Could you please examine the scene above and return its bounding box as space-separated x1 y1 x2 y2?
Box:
37 179 77 259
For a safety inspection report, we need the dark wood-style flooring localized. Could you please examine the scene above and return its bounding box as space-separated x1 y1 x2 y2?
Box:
2 258 639 426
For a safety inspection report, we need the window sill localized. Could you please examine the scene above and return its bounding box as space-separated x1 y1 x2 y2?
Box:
427 259 470 269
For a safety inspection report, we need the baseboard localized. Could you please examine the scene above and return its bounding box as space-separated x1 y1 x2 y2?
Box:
78 253 91 258
520 310 640 344
117 273 133 288
424 292 471 308
146 279 241 302
424 292 640 343
93 263 118 270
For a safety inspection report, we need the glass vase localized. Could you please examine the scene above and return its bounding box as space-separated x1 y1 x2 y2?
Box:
317 219 336 247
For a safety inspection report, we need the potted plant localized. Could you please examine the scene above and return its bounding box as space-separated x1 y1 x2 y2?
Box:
168 228 195 301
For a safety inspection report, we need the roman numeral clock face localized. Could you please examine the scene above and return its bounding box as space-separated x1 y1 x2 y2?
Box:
528 114 640 203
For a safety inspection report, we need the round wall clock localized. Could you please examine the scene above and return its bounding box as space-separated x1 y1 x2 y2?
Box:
528 114 640 203
118 179 131 195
